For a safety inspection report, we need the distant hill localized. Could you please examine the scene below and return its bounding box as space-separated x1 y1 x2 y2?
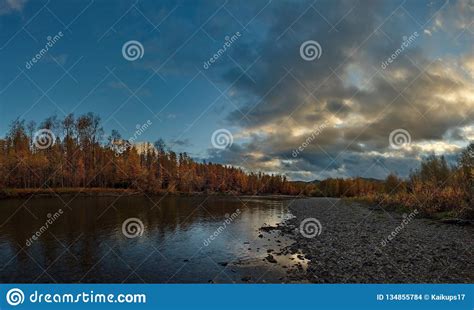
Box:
291 177 383 184
357 177 384 183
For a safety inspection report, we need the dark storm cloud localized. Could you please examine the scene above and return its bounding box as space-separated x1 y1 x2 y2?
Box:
205 0 473 180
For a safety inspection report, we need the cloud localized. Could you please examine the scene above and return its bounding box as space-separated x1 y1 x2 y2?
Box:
172 138 191 147
205 0 473 180
0 0 27 15
425 0 473 35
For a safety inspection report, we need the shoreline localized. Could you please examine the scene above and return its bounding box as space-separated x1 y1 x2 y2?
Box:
0 188 302 200
0 189 470 221
0 188 141 199
271 198 474 283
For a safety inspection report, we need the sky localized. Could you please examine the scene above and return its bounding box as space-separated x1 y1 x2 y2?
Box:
0 0 472 181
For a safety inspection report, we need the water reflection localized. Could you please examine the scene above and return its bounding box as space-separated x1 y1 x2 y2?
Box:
0 195 300 283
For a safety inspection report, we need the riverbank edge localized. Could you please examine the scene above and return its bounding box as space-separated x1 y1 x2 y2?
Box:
345 197 474 222
0 188 302 200
265 198 474 283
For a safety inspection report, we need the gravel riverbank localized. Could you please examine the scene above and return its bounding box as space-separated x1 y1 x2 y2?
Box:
273 198 473 283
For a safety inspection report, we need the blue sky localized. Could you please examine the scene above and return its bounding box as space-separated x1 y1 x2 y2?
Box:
0 0 246 158
0 0 473 180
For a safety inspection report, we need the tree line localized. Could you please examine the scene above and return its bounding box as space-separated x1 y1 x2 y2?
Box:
303 145 473 218
0 113 297 194
0 113 472 217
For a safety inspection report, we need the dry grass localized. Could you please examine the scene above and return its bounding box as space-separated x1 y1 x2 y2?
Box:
362 185 472 219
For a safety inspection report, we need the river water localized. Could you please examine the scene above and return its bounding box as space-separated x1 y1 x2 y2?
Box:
0 195 307 283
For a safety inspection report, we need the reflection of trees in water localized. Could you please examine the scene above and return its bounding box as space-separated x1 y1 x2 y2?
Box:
0 196 288 282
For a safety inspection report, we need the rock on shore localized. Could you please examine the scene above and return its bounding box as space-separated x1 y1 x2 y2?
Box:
279 198 474 283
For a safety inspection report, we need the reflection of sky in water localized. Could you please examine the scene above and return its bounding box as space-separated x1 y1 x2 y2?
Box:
0 196 305 283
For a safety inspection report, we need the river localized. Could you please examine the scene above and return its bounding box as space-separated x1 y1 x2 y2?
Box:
0 195 306 283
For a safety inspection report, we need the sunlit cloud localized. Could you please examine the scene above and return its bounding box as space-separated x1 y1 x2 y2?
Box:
206 0 473 181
